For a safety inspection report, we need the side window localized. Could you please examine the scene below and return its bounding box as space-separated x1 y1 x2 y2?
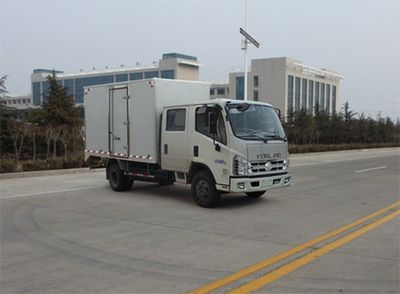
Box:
166 109 186 131
195 107 227 145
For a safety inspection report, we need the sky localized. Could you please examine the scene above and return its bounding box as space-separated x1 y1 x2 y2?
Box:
1 0 399 119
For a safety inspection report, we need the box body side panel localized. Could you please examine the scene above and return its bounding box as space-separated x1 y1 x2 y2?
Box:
129 82 157 163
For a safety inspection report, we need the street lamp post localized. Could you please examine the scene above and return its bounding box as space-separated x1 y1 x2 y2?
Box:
240 0 260 101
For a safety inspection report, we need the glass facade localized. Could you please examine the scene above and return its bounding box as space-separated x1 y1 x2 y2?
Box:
161 70 175 79
144 71 159 79
287 75 294 112
332 86 337 113
321 83 325 109
236 76 244 100
75 75 114 103
295 77 301 111
116 74 128 82
308 80 314 113
315 82 320 109
42 81 50 102
63 79 74 96
32 82 41 105
302 79 307 110
129 72 143 80
326 84 331 113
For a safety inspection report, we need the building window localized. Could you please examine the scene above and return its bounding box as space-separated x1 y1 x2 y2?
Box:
321 83 325 110
144 71 159 79
287 75 294 112
74 75 114 103
161 70 175 79
295 77 301 111
115 74 128 82
129 72 143 80
217 88 225 95
302 78 307 110
236 76 244 100
42 81 50 102
308 80 314 114
315 82 320 110
332 85 337 113
32 82 41 105
253 75 259 88
253 90 259 101
166 109 186 131
326 84 331 113
63 79 74 98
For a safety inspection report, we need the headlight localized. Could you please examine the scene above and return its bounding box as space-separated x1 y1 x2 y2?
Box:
233 155 251 176
282 159 290 170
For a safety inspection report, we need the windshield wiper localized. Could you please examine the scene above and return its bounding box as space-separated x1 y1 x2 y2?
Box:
264 135 287 142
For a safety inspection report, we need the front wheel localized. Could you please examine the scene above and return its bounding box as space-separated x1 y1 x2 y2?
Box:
246 191 266 198
108 164 133 191
191 171 221 208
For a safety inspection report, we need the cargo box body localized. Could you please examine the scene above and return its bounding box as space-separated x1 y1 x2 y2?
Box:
84 78 210 164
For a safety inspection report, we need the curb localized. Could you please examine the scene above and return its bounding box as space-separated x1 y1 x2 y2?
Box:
0 167 105 180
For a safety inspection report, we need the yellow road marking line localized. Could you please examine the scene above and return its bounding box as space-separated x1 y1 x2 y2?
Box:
187 200 400 294
228 209 400 294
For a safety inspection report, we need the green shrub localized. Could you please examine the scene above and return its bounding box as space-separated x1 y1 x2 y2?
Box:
22 160 48 172
47 157 64 170
0 159 21 173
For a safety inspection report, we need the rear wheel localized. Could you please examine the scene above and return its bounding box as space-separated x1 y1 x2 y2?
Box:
108 163 133 191
245 191 266 198
191 171 221 207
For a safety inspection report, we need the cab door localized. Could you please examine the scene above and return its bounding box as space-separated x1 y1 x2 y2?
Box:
161 107 189 171
191 106 230 187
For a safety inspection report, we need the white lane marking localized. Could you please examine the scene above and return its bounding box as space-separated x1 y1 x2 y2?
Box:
0 185 104 200
354 166 387 173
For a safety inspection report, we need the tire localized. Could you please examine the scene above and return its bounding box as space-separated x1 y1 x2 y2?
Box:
191 171 221 207
108 163 132 191
245 191 266 198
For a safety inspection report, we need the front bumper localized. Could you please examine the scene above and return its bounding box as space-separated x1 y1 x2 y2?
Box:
229 173 292 193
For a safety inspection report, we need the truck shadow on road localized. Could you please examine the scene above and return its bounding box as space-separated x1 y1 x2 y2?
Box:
114 182 273 209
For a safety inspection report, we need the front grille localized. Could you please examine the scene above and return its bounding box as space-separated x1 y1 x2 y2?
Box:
249 160 285 175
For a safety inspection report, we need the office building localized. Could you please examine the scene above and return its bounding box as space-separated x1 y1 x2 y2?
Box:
31 53 201 106
228 57 343 117
210 83 229 99
2 94 32 110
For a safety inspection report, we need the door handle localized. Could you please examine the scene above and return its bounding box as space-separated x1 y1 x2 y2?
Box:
164 144 168 154
113 136 121 140
193 146 199 157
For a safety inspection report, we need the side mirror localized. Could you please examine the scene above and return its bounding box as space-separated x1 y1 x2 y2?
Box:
275 108 281 119
209 112 218 135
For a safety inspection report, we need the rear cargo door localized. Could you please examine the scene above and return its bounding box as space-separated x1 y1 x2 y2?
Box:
109 87 129 157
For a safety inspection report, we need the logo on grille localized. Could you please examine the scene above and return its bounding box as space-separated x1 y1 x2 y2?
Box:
257 153 281 159
264 162 273 170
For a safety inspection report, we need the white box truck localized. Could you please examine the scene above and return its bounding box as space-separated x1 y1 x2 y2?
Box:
84 78 291 207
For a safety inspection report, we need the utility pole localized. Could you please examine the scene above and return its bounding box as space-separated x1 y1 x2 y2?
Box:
240 0 260 101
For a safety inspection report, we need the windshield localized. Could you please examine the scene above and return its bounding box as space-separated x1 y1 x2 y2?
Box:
227 103 286 141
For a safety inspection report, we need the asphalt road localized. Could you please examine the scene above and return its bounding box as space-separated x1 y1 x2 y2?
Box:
1 148 399 294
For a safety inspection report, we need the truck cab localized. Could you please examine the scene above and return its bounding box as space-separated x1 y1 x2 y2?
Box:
160 99 291 207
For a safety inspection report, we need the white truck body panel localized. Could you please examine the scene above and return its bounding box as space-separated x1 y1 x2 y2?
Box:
84 79 210 164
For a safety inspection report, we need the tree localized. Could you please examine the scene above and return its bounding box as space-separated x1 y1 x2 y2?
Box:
41 72 81 127
8 120 28 160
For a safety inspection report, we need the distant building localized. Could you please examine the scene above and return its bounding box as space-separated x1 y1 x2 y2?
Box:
210 83 229 99
2 94 32 110
31 53 201 106
228 57 343 117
